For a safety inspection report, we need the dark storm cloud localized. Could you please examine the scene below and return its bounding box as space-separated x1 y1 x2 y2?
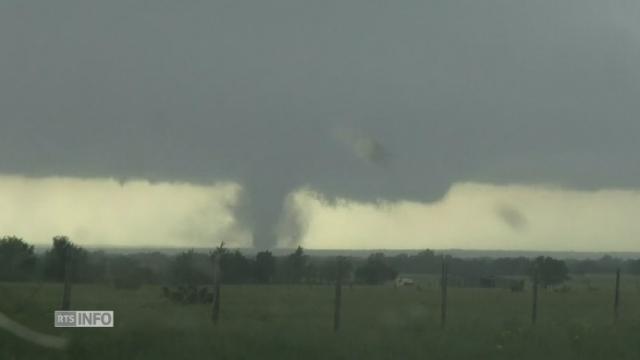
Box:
496 205 527 232
334 128 391 167
1 0 640 247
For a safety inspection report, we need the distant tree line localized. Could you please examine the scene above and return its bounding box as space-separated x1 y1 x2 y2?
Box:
1 236 638 289
387 249 640 279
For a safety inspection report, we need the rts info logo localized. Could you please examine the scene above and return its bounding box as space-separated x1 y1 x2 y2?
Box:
54 311 114 328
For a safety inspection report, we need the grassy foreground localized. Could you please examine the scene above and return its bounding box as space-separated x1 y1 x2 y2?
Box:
1 275 640 359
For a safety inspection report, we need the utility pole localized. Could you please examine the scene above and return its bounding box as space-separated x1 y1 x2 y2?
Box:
613 268 621 324
61 247 72 311
440 256 448 329
531 266 539 325
333 257 348 332
211 242 224 324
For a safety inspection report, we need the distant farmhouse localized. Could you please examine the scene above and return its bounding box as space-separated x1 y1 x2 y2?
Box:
395 277 415 287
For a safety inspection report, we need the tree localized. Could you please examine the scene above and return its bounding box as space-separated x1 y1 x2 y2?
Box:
254 250 276 283
110 255 155 289
628 259 640 275
283 246 309 283
220 250 253 284
531 256 569 288
43 236 88 282
355 253 398 285
333 256 353 282
0 236 36 281
569 259 600 275
171 250 208 286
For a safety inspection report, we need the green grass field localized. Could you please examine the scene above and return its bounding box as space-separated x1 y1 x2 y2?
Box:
1 275 640 359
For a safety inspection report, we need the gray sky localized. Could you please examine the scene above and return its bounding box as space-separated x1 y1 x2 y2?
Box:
1 1 640 249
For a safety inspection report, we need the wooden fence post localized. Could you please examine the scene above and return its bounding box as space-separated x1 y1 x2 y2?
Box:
614 268 620 324
531 267 538 325
61 248 72 311
333 257 346 332
211 244 223 324
440 256 448 329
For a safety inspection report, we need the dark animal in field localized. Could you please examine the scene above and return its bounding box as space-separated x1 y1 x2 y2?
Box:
161 285 213 304
202 292 213 303
161 285 186 303
198 287 214 303
185 286 198 304
479 277 496 288
509 280 525 292
170 290 184 303
463 276 525 291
